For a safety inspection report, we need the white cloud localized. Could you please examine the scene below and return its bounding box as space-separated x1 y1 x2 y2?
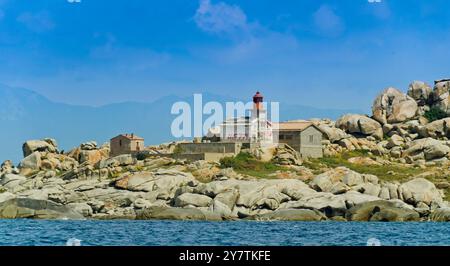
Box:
17 11 55 33
194 0 249 35
313 5 344 37
191 0 300 65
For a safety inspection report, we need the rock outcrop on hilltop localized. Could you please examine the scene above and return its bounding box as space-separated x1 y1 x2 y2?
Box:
1 78 450 221
431 79 450 115
319 79 450 165
372 87 418 124
335 114 383 140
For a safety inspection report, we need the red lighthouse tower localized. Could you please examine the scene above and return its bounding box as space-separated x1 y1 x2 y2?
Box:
253 91 264 110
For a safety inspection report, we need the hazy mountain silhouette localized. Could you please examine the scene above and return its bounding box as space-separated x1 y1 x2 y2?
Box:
0 84 363 163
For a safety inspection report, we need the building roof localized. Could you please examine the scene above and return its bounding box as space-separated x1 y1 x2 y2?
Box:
112 133 144 141
274 121 316 132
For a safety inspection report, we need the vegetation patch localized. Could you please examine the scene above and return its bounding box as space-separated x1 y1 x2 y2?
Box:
219 152 285 179
303 150 428 182
135 152 148 161
424 106 447 122
303 150 450 200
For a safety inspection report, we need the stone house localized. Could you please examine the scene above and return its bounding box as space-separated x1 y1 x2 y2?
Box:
110 134 144 157
273 121 324 158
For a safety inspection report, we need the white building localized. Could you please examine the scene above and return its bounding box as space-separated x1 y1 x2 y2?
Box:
219 92 273 146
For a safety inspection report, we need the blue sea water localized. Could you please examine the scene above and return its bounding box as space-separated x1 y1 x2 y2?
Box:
0 220 449 246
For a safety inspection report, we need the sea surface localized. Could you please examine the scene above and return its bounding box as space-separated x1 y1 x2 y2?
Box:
0 220 449 246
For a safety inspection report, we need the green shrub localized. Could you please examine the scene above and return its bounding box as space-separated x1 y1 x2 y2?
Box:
424 106 447 122
220 152 253 169
219 152 283 178
136 152 148 161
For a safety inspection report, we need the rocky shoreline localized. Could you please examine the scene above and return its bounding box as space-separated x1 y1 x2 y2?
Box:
1 146 449 222
2 79 450 222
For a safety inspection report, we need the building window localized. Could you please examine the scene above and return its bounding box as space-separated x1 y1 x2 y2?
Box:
285 135 293 140
279 135 285 140
119 140 122 146
309 135 314 143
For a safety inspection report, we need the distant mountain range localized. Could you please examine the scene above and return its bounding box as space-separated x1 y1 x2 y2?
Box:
0 84 364 163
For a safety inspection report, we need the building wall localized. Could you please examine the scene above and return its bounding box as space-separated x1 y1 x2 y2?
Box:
276 131 301 153
220 114 273 145
110 136 129 157
177 142 242 155
172 153 206 162
132 140 144 151
275 126 323 158
110 136 144 157
299 126 323 158
146 152 236 163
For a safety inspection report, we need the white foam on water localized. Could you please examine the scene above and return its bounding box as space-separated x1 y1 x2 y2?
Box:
66 238 82 246
366 238 381 246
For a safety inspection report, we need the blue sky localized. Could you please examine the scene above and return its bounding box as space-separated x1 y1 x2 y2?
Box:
1 0 450 111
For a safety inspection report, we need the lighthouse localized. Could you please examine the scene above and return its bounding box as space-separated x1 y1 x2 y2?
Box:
250 91 273 148
218 91 272 146
253 91 264 141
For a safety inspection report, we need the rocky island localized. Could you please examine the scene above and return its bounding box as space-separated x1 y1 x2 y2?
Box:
2 80 450 222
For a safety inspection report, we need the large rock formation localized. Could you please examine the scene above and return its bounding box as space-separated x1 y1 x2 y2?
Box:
19 152 42 171
402 138 450 161
0 156 447 221
174 193 213 207
407 81 432 107
246 209 327 221
316 124 348 143
0 174 26 190
345 200 420 222
0 198 84 219
1 160 18 175
22 139 58 158
79 150 108 166
114 170 195 194
68 141 110 166
399 178 443 206
418 118 450 138
309 167 378 195
271 144 302 165
372 87 418 124
431 79 450 115
97 154 136 169
335 114 383 139
135 206 222 221
430 208 450 222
